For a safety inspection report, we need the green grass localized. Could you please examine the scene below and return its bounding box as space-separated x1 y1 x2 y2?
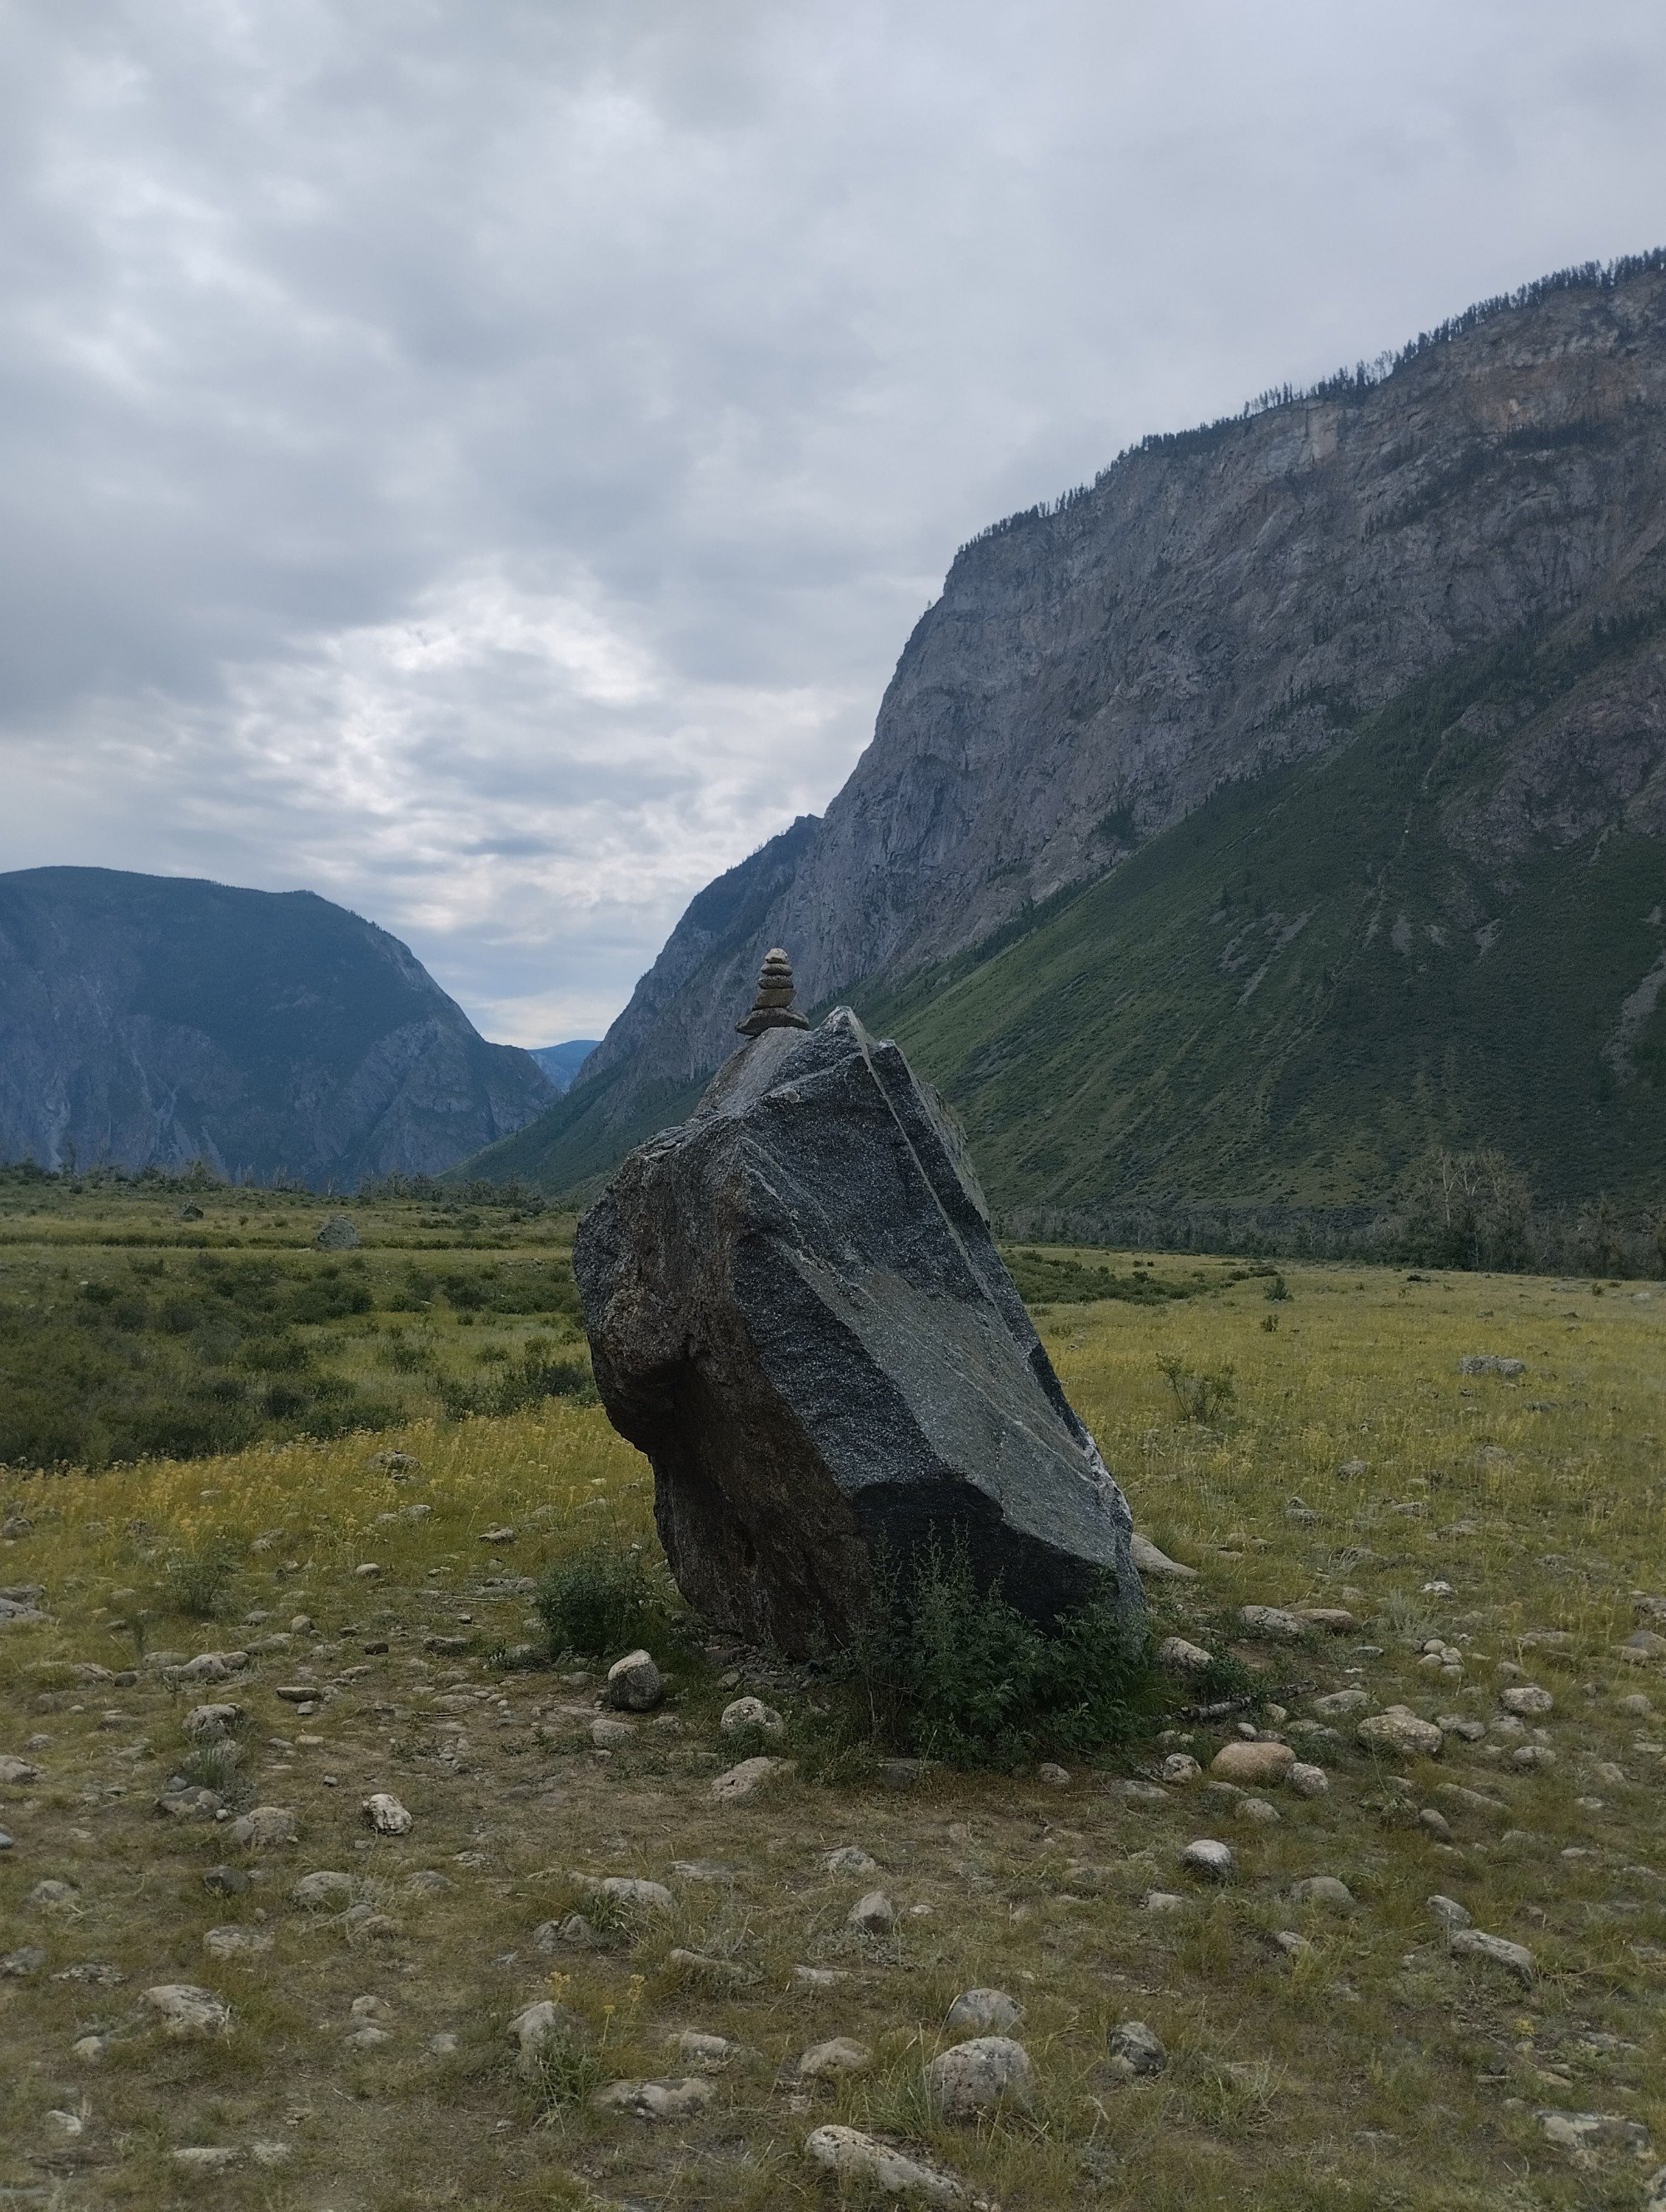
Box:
2 1243 1663 2209
0 1172 585 1471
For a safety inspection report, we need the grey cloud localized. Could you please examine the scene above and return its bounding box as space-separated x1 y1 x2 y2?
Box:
1 0 1663 1039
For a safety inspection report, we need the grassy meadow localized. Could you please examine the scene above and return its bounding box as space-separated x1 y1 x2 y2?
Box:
2 1208 1664 2210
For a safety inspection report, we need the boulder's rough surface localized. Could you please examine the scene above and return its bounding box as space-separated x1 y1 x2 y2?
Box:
575 1009 1142 1654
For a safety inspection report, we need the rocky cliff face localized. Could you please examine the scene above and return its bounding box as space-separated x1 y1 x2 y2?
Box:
0 869 553 1188
526 256 1666 1190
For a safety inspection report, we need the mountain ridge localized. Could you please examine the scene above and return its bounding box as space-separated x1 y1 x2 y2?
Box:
0 867 553 1188
471 249 1666 1213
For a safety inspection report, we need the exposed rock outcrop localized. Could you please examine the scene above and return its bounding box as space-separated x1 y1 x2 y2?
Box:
573 1009 1140 1656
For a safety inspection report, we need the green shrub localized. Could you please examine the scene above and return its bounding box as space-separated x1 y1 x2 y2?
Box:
1155 1353 1236 1423
534 1542 669 1660
836 1533 1151 1768
162 1534 242 1620
438 1350 594 1420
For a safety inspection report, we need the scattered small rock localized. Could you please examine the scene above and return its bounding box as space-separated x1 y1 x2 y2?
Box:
362 1792 413 1836
1357 1707 1444 1759
1130 1533 1198 1579
720 1695 785 1743
506 1999 591 2075
1238 1605 1309 1639
1427 1894 1472 1931
1210 1740 1295 1787
1537 2110 1651 2159
203 1926 272 1958
1500 1684 1554 1717
847 1890 896 1936
945 1988 1022 2034
1289 1876 1354 1911
1181 1838 1234 1881
1156 1636 1215 1676
710 1756 791 1804
591 2075 715 2120
1288 1762 1329 1797
1162 1752 1202 1784
1106 2018 1166 2079
231 1806 298 1849
142 1984 232 2037
1313 1689 1371 1718
0 1756 43 1786
825 1846 880 1877
172 2146 241 2175
798 2036 873 2080
602 1649 664 1712
182 1704 243 1742
803 2125 968 2204
925 2035 1036 2119
1449 1928 1535 1982
1459 1355 1524 1377
292 1871 355 1910
591 1716 634 1750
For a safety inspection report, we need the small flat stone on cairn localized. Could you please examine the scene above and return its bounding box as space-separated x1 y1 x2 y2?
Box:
735 947 811 1037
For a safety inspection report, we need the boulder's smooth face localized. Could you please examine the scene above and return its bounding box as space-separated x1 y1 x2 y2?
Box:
574 1008 1142 1656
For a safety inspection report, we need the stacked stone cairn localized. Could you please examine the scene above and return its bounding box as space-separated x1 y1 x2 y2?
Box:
735 946 811 1038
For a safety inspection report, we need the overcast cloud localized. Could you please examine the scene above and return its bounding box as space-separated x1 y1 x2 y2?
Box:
2 1 1664 1044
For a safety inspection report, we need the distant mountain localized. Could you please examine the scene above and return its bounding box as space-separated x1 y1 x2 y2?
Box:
471 251 1666 1218
529 1041 600 1094
0 868 554 1188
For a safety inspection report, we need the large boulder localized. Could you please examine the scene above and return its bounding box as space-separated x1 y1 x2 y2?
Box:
574 1005 1141 1656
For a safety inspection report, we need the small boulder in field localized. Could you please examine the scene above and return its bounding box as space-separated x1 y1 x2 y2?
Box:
362 1793 413 1836
591 2076 714 2120
1427 1894 1472 1931
231 1806 297 1849
824 1846 879 1877
1289 1876 1354 1912
720 1695 784 1743
182 1703 243 1742
506 1999 591 2075
1499 1684 1554 1717
710 1756 790 1805
925 2035 1036 2120
291 1871 354 1910
142 1984 232 2037
1238 1606 1308 1640
1180 1838 1234 1881
945 1988 1021 2034
1288 1762 1329 1797
798 2036 872 2080
1357 1707 1443 1759
803 2125 967 2204
1210 1740 1294 1787
603 1649 664 1711
1162 1752 1202 1783
1106 2019 1166 2079
1449 1928 1535 1982
597 1876 673 1913
847 1890 896 1936
1156 1636 1214 1676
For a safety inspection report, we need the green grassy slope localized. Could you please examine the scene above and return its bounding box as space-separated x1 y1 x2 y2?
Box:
853 620 1666 1218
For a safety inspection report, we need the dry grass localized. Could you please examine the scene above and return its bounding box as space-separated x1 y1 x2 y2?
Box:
2 1251 1664 2210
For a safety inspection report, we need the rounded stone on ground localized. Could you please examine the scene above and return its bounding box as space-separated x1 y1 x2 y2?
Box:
182 1703 243 1741
1427 1893 1472 1930
1156 1635 1215 1675
362 1792 413 1836
203 1926 272 1959
1235 1796 1280 1825
798 2036 872 2079
1238 1605 1309 1639
292 1870 354 1910
1106 2018 1166 2078
1357 1707 1444 1759
1036 1761 1070 1787
925 2035 1035 2120
591 1716 633 1749
591 2075 714 2120
506 1999 591 2075
720 1694 785 1743
1289 1876 1354 1911
1288 1762 1329 1797
230 1806 298 1849
1418 1807 1454 1841
1162 1752 1202 1783
603 1649 664 1711
847 1889 896 1935
1449 1927 1535 1980
803 2125 966 2204
1180 1838 1234 1881
598 1876 674 1913
1499 1684 1554 1716
1211 1740 1295 1786
945 1987 1021 2034
824 1846 879 1877
1143 1891 1187 1912
142 1984 232 2037
710 1755 791 1804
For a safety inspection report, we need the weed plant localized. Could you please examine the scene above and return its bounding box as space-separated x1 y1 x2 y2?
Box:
534 1539 676 1660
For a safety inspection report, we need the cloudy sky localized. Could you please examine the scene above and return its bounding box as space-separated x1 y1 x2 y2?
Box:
2 2 1664 1047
